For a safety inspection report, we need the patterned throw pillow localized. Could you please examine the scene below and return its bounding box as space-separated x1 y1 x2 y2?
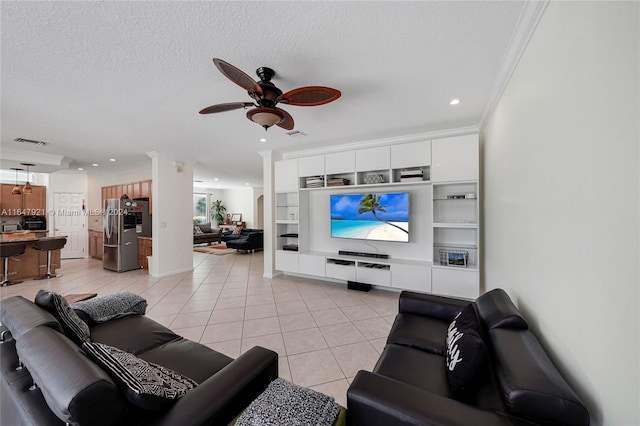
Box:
194 226 204 236
82 342 198 411
35 289 91 344
232 226 243 235
445 304 486 392
71 292 147 323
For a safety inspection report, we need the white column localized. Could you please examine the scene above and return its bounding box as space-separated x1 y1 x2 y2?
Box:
259 150 276 278
147 151 194 277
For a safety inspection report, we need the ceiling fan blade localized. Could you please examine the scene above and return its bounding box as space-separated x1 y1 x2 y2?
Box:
275 108 295 130
278 86 341 106
199 102 254 114
212 58 263 96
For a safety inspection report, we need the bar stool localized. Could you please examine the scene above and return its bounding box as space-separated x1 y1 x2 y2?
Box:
33 237 67 280
1 243 27 286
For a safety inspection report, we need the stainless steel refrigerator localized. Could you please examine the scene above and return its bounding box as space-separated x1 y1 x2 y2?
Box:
103 198 151 272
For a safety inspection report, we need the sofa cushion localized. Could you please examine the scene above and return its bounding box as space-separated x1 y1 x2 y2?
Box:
475 289 528 330
199 223 213 233
82 342 198 411
71 292 147 323
490 328 590 426
137 338 233 383
16 326 127 425
445 305 486 393
89 314 181 355
386 313 449 355
35 290 90 344
374 344 453 398
0 296 62 339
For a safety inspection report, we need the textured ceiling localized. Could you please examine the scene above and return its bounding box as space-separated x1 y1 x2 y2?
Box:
1 1 529 188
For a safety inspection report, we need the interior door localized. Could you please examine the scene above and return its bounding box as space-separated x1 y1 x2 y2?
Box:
53 192 86 259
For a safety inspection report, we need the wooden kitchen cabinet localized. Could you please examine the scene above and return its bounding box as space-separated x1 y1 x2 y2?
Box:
88 230 103 260
23 185 46 213
101 179 152 214
0 184 23 215
0 184 46 215
138 237 152 270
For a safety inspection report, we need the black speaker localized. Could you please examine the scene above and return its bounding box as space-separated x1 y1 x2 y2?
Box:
347 281 372 292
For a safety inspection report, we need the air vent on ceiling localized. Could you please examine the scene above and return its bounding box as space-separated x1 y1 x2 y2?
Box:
284 130 307 137
14 137 48 146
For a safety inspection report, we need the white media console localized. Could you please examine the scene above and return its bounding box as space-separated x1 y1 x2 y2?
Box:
273 133 479 299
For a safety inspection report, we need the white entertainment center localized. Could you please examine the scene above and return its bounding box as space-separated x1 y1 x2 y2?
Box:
273 133 479 299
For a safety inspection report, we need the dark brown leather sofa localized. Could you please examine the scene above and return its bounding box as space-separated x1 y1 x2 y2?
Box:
0 296 278 426
347 289 590 426
193 222 221 245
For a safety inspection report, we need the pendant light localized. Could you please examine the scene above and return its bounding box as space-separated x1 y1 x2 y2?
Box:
10 168 23 195
20 163 35 194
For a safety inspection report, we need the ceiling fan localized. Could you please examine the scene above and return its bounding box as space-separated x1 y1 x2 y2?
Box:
199 58 341 131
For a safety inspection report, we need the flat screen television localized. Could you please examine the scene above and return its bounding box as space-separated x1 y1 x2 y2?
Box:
330 192 409 242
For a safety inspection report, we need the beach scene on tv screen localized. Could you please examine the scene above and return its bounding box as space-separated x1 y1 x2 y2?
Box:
330 192 409 242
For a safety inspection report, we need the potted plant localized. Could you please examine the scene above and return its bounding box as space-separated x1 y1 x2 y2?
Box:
211 200 227 225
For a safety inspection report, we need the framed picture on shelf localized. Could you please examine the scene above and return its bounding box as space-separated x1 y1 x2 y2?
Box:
439 249 469 267
230 213 242 223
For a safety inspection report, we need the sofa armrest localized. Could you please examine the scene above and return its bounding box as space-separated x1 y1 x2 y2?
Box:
347 371 530 426
398 291 470 322
151 346 278 426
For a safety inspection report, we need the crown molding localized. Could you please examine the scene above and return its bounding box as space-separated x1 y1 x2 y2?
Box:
281 126 479 160
1 148 65 165
479 0 549 131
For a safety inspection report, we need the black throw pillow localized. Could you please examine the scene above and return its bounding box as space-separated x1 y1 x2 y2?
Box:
82 342 198 411
35 289 91 344
445 304 486 392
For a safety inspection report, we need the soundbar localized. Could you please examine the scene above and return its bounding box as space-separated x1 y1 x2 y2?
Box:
338 250 389 259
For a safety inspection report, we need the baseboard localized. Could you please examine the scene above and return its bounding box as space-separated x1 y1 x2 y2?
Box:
150 266 194 278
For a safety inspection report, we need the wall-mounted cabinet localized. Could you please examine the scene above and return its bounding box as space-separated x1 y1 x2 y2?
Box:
431 134 478 183
296 141 431 189
101 179 152 214
0 184 47 215
275 159 298 193
274 133 479 299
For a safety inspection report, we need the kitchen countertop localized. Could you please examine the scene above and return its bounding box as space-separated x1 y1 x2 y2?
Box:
0 232 66 243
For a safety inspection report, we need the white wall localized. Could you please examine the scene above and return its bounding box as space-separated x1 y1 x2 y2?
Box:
148 153 193 277
223 187 256 228
483 2 639 425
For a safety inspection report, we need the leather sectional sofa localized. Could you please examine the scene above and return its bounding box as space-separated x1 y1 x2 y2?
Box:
347 289 590 426
221 228 263 243
193 222 221 245
225 231 264 253
0 295 278 426
223 229 264 252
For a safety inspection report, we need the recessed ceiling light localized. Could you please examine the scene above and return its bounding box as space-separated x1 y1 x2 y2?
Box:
92 163 99 167
245 182 250 186
109 158 116 162
260 138 267 143
214 178 219 181
450 99 461 105
78 168 84 171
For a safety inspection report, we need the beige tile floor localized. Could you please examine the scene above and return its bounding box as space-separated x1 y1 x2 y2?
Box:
0 250 400 407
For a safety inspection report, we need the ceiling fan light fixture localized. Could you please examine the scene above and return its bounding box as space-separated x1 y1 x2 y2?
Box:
246 107 284 130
